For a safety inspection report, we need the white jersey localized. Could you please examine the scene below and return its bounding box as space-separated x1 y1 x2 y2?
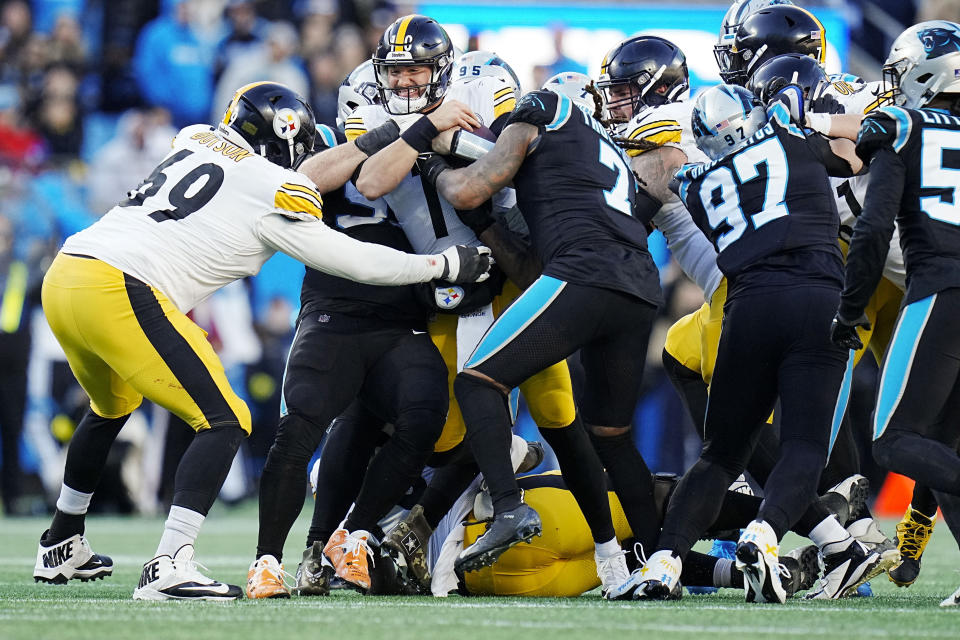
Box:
343 76 517 254
622 101 723 301
63 125 445 311
822 79 906 290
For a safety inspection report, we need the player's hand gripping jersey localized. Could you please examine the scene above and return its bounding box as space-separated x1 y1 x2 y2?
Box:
843 105 960 318
63 125 447 312
504 90 662 306
343 76 517 254
621 100 723 301
676 102 850 298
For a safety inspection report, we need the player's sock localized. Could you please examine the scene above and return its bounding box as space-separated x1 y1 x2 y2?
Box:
61 410 129 493
259 414 326 560
808 514 854 555
455 372 522 513
541 418 615 542
419 461 480 529
343 406 443 533
911 484 939 519
47 485 93 543
588 428 658 549
682 551 741 588
157 505 205 557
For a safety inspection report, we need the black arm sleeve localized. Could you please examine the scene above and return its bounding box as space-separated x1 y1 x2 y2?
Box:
806 132 856 178
839 148 905 319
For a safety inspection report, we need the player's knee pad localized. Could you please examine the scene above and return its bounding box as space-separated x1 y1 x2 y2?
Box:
270 411 329 464
526 386 577 428
393 406 447 455
699 442 749 481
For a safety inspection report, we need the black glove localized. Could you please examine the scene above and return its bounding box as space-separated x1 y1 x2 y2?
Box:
439 245 493 283
354 120 400 157
830 312 871 351
455 199 495 236
809 91 845 115
416 153 451 187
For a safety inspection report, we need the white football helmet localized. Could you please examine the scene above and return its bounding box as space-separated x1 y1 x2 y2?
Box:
883 20 960 109
541 72 597 113
714 0 795 76
337 60 380 129
454 50 521 93
691 84 768 161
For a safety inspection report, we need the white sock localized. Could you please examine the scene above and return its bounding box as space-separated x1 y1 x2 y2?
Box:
809 515 853 556
594 537 621 559
714 558 734 587
156 506 205 558
56 484 93 515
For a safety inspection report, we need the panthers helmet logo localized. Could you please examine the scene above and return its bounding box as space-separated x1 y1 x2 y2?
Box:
918 26 960 59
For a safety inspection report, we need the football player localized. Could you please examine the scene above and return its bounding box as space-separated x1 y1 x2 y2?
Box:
31 81 491 600
422 73 664 593
833 19 960 608
345 16 636 596
614 84 878 603
453 50 522 93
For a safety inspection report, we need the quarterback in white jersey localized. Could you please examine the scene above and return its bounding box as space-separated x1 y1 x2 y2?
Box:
33 82 491 602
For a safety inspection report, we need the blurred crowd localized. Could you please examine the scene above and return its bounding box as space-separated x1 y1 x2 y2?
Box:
0 0 929 517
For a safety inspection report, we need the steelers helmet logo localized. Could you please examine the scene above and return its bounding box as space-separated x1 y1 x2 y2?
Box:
273 108 301 140
434 285 464 309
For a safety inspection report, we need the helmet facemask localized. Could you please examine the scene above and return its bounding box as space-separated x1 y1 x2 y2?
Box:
374 55 453 114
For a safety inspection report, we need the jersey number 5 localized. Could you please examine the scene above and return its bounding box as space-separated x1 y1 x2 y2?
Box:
121 150 225 222
699 137 790 250
920 129 960 225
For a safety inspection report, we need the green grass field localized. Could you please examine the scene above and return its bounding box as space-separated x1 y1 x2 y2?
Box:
2 505 958 640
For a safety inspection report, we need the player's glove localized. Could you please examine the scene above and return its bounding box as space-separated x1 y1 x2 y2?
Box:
354 120 401 157
455 199 495 236
830 312 870 351
440 245 493 283
765 80 805 125
809 83 845 114
417 153 451 187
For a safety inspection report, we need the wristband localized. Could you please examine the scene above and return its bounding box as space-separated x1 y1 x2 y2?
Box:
400 116 440 153
805 112 832 136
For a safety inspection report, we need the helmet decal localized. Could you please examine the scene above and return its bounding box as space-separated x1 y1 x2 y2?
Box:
273 108 300 140
918 25 960 59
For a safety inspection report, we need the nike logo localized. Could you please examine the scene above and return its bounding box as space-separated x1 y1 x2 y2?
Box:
169 582 232 594
412 330 426 335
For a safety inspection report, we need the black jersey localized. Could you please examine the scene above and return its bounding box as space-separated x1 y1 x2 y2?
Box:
841 106 960 319
676 102 847 298
504 90 662 306
298 126 428 328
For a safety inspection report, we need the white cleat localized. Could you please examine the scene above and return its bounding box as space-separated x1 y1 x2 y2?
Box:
132 544 242 601
33 530 113 584
607 549 682 601
736 520 789 603
597 549 630 600
940 584 960 607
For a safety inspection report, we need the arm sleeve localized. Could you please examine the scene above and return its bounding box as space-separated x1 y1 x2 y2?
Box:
255 214 443 285
839 147 905 319
653 197 723 300
504 91 560 132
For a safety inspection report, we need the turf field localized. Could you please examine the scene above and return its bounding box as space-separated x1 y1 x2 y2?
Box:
2 505 958 640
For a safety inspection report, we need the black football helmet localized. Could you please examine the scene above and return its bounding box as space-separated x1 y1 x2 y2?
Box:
723 5 826 86
372 14 455 114
747 53 828 102
597 36 688 120
221 81 316 169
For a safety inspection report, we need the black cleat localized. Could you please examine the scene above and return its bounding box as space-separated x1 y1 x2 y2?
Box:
780 545 821 597
454 504 542 573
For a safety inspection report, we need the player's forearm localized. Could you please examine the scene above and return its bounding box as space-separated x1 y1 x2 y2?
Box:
355 139 420 199
435 166 492 209
840 149 904 319
805 113 864 141
477 221 542 290
298 143 366 194
257 215 443 285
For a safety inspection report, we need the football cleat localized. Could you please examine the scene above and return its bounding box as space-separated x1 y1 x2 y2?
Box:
805 540 882 599
736 520 789 604
382 504 433 592
597 549 631 600
33 530 113 584
781 545 821 597
246 554 290 599
455 503 542 573
132 545 242 601
825 474 870 525
518 441 545 474
940 583 960 607
607 549 682 601
328 529 377 592
847 517 900 573
889 506 935 587
294 541 330 596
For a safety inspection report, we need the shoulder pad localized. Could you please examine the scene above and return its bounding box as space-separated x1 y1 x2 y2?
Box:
342 105 386 141
174 124 215 147
507 90 566 130
273 170 324 221
855 106 914 161
622 103 685 157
